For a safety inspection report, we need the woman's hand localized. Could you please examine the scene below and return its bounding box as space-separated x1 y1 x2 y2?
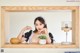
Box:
22 26 32 31
40 28 48 35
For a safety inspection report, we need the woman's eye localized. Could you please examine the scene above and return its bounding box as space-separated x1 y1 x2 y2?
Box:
40 24 42 25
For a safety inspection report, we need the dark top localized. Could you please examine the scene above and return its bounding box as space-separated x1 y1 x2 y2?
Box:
23 30 54 43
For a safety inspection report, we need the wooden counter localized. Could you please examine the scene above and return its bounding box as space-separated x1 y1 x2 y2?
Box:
3 43 76 48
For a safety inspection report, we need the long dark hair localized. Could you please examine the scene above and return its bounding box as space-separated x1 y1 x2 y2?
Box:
34 16 47 33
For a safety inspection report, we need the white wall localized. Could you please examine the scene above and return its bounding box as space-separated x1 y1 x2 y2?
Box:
0 0 80 53
0 0 80 6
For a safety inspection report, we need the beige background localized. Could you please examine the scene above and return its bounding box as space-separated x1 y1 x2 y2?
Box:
0 0 80 53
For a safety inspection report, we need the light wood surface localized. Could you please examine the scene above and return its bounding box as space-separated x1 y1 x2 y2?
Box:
4 43 76 48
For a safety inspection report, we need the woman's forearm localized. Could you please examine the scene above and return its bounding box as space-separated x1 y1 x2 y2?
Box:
17 26 32 41
17 30 24 40
46 35 51 44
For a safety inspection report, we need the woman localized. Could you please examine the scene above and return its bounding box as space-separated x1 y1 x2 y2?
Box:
17 16 54 44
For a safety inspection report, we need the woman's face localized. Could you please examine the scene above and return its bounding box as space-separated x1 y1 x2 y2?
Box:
35 20 44 32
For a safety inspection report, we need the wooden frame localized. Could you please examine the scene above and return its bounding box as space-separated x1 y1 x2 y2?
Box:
1 6 79 48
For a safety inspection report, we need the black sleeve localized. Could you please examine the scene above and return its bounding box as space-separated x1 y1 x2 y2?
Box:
49 33 54 43
24 30 32 42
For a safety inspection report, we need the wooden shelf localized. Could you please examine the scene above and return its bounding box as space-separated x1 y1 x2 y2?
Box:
3 43 76 48
1 6 79 48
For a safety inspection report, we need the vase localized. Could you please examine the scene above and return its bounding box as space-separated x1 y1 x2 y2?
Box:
39 39 46 44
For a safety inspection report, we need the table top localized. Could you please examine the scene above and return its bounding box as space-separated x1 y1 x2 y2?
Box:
2 43 76 48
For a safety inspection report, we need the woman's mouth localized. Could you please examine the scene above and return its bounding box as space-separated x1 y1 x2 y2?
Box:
38 28 41 30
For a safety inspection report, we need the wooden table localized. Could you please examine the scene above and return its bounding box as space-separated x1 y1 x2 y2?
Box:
3 43 76 48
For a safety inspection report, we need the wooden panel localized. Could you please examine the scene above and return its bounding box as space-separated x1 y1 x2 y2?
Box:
75 6 79 47
1 7 5 47
4 43 76 48
2 6 78 12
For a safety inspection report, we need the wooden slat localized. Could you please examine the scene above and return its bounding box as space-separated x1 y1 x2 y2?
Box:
2 6 78 12
4 43 76 48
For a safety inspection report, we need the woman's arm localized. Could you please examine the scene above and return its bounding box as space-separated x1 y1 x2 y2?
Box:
17 30 25 41
40 28 51 44
46 35 51 44
17 26 32 42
